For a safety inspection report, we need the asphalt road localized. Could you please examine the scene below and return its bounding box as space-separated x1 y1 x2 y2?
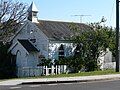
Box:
1 80 120 90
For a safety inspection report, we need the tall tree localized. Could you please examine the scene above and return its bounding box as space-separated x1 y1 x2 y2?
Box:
0 0 27 78
0 0 28 42
69 22 115 71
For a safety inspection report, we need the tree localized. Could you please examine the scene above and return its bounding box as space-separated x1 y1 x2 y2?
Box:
38 58 53 67
0 42 16 79
0 0 28 42
89 22 116 57
68 22 115 72
0 0 27 78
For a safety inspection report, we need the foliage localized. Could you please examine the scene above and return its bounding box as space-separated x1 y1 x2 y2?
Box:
55 23 115 72
0 0 28 42
0 42 16 79
38 58 53 67
54 56 84 73
67 56 84 73
54 58 68 65
0 0 27 78
89 23 116 57
64 22 116 72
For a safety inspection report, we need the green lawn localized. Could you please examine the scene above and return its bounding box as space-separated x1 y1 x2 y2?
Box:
1 69 120 80
21 69 120 79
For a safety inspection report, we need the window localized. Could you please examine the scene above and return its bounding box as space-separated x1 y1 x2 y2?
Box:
74 44 81 56
32 12 37 17
58 44 64 59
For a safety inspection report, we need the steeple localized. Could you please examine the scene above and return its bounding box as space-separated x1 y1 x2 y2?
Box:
27 2 38 23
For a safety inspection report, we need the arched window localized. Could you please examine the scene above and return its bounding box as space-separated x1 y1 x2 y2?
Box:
74 44 81 56
16 50 21 67
58 44 64 59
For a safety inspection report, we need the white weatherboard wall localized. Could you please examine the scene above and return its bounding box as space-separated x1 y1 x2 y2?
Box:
12 22 29 44
10 41 40 77
27 52 39 67
48 42 75 60
27 21 49 58
12 21 48 47
10 20 49 77
10 41 28 68
11 20 49 58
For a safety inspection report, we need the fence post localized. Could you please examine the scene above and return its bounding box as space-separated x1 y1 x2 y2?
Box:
51 65 54 75
55 65 57 74
45 66 48 76
42 66 44 75
64 65 67 73
58 65 60 74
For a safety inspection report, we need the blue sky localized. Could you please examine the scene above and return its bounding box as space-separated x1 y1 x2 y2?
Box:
17 0 115 27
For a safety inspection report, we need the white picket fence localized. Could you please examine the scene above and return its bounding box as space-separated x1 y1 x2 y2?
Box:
17 65 67 77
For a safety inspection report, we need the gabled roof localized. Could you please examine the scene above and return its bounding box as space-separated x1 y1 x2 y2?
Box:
18 39 38 52
28 2 38 12
35 20 92 41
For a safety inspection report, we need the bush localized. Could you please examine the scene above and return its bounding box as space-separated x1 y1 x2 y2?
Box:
0 42 16 79
55 55 100 73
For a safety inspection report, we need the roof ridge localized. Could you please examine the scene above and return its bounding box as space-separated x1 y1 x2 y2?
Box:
37 19 86 25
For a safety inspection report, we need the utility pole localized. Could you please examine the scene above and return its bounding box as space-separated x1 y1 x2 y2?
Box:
72 15 91 23
116 0 119 72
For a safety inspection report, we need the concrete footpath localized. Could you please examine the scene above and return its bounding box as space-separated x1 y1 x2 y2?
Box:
0 74 120 86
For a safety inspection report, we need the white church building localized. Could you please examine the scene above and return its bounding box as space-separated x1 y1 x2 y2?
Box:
8 2 114 77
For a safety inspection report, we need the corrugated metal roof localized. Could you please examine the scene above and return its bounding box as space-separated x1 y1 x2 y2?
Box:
35 20 92 40
18 39 38 52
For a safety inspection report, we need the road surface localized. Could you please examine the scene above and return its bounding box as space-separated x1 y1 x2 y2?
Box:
1 80 120 90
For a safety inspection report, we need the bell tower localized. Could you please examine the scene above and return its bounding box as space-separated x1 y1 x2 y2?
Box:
27 2 38 23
